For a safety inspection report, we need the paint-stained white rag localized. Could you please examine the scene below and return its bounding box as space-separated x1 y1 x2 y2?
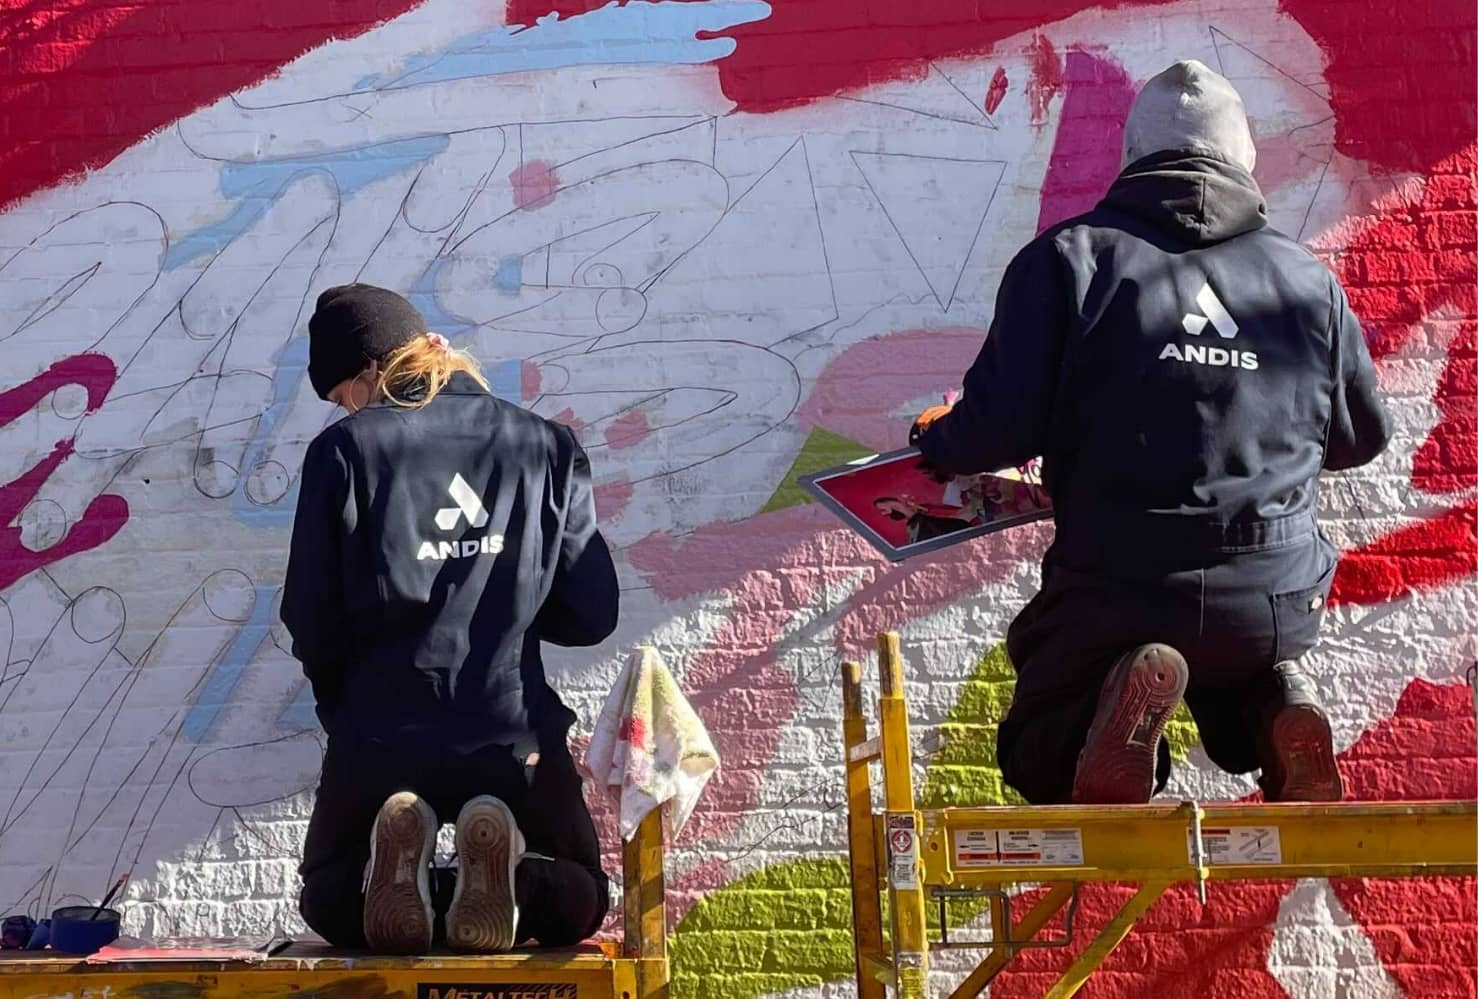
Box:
586 646 719 841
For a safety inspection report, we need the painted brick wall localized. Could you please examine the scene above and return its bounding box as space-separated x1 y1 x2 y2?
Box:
0 1 1473 996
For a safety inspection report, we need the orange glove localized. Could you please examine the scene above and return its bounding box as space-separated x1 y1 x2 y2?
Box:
910 403 954 445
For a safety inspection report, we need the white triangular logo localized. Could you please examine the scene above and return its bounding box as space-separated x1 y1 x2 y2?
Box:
435 474 489 531
1182 282 1239 339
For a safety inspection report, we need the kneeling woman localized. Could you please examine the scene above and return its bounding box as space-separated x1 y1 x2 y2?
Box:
282 284 618 953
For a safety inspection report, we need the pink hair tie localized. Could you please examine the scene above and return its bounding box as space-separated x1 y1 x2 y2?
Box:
425 332 452 352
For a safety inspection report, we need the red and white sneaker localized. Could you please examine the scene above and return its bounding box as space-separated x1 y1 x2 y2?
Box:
1071 644 1189 804
1256 661 1343 802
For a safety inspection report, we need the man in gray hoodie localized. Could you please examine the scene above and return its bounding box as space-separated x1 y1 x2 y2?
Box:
914 61 1390 805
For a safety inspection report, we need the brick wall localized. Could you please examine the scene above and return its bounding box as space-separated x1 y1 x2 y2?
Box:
0 0 1473 995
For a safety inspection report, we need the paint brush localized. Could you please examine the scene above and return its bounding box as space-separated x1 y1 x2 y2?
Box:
90 874 128 920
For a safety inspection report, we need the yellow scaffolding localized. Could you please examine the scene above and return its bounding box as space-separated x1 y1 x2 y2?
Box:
0 812 668 999
841 632 1478 999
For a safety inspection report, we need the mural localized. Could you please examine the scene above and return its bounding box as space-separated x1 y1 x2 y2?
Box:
0 0 1473 994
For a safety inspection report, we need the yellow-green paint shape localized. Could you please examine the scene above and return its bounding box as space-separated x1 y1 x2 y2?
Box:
672 857 854 998
760 427 874 513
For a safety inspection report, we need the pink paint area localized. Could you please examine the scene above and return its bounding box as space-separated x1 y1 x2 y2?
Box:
622 506 833 854
511 159 559 210
520 360 543 401
828 521 1049 660
593 478 633 521
1036 49 1136 234
985 66 1009 115
624 491 1050 847
551 407 586 442
1026 34 1062 127
1247 110 1335 195
796 327 987 451
603 408 652 450
0 354 127 593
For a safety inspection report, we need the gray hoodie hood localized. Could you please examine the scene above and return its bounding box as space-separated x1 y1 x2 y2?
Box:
1122 60 1257 172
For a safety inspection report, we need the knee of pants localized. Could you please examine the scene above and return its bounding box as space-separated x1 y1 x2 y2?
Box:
1196 727 1261 775
518 864 610 946
299 874 365 948
997 721 1074 806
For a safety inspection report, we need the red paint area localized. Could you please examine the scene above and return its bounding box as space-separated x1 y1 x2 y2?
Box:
1278 0 1476 174
1413 320 1476 494
510 160 560 210
0 0 424 211
1036 50 1135 233
693 0 1182 115
1310 146 1477 604
1329 500 1478 607
1025 34 1064 126
1331 679 1478 998
993 679 1477 997
603 409 652 450
3 0 1469 212
503 0 1473 174
995 882 1290 999
985 67 1009 116
0 355 126 593
1322 147 1477 363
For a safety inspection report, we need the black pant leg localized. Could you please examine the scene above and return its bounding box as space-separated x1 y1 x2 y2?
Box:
432 738 609 947
997 685 1100 805
1182 683 1262 774
512 738 610 946
1000 559 1191 804
299 739 406 947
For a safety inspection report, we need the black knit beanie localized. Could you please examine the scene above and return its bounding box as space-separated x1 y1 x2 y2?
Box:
307 284 427 400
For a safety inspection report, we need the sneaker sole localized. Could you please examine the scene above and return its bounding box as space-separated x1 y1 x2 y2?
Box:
1072 644 1189 804
1264 703 1343 802
363 792 436 954
447 796 524 953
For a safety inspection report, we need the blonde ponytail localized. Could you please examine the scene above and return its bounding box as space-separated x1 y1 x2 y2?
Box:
377 333 490 408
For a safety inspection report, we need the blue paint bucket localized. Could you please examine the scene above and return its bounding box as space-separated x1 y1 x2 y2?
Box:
48 906 120 954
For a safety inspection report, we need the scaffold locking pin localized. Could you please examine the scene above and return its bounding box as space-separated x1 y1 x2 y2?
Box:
1186 799 1208 905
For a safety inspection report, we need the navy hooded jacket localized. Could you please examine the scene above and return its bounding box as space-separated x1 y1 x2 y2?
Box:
281 372 618 751
919 151 1391 576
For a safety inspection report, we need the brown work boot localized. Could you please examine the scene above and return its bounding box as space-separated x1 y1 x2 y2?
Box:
362 791 436 953
1255 661 1343 802
1071 644 1189 804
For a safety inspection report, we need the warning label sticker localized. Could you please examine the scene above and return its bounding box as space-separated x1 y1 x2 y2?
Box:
953 827 1084 867
887 813 919 889
1189 826 1282 865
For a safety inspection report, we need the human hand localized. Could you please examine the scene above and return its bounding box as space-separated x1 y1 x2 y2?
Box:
908 390 959 445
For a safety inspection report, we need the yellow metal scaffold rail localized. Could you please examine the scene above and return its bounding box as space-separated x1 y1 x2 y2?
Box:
0 813 668 999
841 632 1478 999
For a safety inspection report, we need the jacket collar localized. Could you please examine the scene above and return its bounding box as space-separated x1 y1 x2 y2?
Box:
1099 149 1267 245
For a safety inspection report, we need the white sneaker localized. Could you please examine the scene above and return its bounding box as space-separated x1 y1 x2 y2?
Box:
446 796 525 952
362 792 436 953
